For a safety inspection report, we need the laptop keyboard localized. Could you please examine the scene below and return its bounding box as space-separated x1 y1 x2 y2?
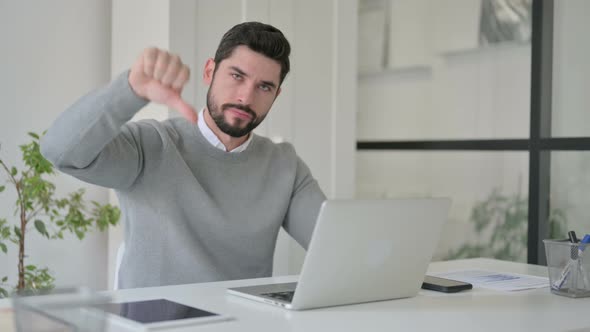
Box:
261 291 295 302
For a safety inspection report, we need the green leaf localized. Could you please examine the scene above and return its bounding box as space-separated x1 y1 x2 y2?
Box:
0 185 4 192
1 276 7 282
34 220 49 238
23 265 55 292
13 226 22 239
28 132 40 140
11 167 17 176
0 288 8 298
0 243 6 254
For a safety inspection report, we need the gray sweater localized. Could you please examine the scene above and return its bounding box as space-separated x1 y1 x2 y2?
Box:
41 72 326 289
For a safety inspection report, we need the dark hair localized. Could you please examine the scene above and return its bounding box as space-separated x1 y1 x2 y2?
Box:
214 22 291 85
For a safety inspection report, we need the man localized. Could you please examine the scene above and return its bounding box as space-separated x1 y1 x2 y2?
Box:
41 22 326 289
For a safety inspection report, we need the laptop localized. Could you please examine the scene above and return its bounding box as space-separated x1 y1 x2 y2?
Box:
227 198 451 310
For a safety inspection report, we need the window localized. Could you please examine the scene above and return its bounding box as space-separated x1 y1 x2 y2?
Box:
356 0 589 264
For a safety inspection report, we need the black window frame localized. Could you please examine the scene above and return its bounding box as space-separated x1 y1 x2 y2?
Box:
356 0 590 265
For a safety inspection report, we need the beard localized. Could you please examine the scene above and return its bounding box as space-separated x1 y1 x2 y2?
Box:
206 88 265 138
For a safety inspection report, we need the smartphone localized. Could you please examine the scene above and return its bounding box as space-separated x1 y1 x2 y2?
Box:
422 275 473 293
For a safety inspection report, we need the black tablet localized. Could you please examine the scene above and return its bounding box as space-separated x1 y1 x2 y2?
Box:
92 299 232 330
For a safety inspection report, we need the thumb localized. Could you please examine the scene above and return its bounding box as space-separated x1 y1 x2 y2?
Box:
168 96 198 124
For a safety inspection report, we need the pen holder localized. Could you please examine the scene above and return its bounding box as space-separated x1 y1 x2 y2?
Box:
543 239 590 298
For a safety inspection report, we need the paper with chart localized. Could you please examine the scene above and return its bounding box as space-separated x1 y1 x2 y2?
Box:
433 269 549 291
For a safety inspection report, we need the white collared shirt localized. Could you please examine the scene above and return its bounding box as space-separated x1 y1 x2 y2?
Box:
197 108 253 153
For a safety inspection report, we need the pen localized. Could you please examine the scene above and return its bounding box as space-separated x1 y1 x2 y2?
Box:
578 234 590 256
568 231 579 243
552 258 572 291
552 233 590 291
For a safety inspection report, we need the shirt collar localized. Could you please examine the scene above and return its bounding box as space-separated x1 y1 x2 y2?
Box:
198 108 252 153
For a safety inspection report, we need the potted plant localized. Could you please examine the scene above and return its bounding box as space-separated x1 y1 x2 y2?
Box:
0 132 120 297
444 187 567 261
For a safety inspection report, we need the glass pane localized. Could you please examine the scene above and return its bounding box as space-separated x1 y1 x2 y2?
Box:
550 152 590 239
357 0 531 140
552 0 590 137
356 151 529 262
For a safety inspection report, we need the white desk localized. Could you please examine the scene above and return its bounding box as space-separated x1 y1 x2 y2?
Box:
2 258 589 332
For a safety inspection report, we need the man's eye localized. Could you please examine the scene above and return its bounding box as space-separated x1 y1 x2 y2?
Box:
231 73 242 80
259 85 271 92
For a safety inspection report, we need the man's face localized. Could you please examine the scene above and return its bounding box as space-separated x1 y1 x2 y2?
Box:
204 45 282 138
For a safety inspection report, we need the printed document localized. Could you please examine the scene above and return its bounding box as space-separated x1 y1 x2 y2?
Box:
433 269 549 291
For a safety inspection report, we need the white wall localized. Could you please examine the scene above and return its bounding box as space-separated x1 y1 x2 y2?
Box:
0 0 112 290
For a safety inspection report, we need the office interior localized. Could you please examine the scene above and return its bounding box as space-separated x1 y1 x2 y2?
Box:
0 0 589 294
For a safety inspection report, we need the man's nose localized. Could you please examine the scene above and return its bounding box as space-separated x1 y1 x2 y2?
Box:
236 83 256 104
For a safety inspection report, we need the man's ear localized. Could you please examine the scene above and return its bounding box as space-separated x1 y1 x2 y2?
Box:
203 58 216 85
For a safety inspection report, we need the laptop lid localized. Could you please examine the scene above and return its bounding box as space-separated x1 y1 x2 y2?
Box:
227 198 451 310
289 198 451 310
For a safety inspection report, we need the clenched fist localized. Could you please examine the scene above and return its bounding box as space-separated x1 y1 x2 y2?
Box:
128 47 197 123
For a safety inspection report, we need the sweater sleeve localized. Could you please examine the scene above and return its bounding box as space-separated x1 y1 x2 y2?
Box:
40 71 150 189
282 155 327 250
